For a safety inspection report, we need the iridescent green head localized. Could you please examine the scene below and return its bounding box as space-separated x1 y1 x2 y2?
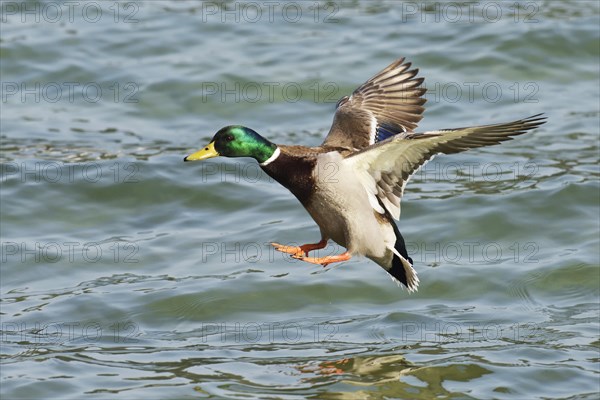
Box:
184 126 277 164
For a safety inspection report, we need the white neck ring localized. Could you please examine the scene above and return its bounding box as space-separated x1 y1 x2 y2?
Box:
259 147 280 166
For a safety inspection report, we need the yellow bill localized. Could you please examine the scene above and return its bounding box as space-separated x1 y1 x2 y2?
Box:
184 142 219 161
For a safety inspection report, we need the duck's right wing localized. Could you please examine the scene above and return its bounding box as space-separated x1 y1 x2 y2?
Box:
347 114 547 220
322 58 426 151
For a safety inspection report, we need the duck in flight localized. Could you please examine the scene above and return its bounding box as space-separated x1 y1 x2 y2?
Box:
184 58 546 292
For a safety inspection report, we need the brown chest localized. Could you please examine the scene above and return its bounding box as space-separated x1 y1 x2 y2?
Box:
260 152 317 205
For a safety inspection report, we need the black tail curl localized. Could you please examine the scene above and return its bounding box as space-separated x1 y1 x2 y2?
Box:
388 222 416 290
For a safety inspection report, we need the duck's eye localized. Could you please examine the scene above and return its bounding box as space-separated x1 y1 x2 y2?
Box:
225 135 234 142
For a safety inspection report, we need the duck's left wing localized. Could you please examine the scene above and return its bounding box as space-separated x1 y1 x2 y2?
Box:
322 58 426 151
347 114 547 220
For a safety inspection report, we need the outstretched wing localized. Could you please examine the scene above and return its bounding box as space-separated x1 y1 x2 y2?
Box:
347 114 547 219
322 58 426 150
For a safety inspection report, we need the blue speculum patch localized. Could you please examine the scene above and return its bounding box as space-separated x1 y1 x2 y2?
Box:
376 122 404 142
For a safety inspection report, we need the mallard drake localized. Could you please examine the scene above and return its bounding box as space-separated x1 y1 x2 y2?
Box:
184 58 546 292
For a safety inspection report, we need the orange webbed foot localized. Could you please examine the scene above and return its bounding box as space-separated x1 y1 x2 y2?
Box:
270 242 304 257
271 239 328 257
292 251 351 267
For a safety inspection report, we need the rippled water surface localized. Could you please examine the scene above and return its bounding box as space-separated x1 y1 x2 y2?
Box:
1 1 599 399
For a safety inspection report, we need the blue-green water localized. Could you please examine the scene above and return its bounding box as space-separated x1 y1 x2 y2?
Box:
1 1 599 399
